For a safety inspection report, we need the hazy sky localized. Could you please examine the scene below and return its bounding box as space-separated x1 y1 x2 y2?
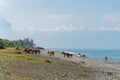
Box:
0 0 120 49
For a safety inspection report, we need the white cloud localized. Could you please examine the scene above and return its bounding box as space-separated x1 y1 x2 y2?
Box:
0 0 6 6
40 14 75 19
11 25 84 33
0 0 10 12
12 25 120 34
90 27 120 31
102 13 120 23
0 0 8 7
9 13 120 33
0 1 4 6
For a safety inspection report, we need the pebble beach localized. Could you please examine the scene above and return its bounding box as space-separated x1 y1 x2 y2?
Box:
38 50 120 80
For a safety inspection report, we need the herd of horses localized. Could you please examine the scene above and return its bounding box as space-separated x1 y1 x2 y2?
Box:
15 46 86 58
15 46 41 54
24 48 41 54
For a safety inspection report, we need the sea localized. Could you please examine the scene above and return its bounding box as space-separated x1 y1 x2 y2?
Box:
49 48 120 62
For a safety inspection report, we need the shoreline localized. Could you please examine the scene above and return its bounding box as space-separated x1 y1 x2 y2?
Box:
50 48 120 62
40 50 120 78
1 48 120 80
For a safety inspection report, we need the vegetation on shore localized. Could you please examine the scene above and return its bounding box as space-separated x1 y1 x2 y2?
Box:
0 39 5 49
0 48 53 63
0 38 36 49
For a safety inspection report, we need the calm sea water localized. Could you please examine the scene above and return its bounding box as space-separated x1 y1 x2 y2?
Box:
50 48 120 61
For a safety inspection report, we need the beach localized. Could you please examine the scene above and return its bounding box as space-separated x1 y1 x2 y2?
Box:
38 50 120 80
0 48 120 80
1 0 120 80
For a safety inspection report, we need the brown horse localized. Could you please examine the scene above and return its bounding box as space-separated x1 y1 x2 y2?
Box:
24 48 41 54
48 50 54 56
62 52 73 58
34 49 41 54
15 46 20 50
24 48 33 54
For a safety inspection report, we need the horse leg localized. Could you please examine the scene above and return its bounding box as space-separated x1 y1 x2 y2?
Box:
67 55 69 58
53 53 54 56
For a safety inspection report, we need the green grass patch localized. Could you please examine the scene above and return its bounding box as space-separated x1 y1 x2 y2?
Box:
0 48 53 63
0 53 53 63
0 47 21 53
10 75 33 80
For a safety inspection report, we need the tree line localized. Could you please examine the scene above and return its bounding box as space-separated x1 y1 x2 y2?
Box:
0 38 36 49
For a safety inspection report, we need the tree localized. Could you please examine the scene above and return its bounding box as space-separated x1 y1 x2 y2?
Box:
0 39 5 49
1 39 15 47
0 38 35 48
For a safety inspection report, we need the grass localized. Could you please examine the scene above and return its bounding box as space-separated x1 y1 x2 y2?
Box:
0 47 54 80
0 47 53 63
0 47 21 53
9 75 33 80
0 53 52 63
0 74 33 80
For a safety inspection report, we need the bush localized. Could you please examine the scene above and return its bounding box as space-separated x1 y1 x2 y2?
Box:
45 59 52 63
0 39 5 49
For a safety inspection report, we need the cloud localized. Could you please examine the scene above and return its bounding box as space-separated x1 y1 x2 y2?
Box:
0 14 11 28
9 13 120 34
12 25 84 33
102 13 120 23
0 0 5 6
0 0 10 12
0 0 8 7
0 1 4 6
89 27 120 31
40 14 75 20
0 14 13 39
12 25 120 33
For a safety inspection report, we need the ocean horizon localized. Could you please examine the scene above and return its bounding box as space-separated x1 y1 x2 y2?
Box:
49 48 120 62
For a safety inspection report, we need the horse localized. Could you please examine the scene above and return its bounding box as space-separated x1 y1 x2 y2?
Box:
24 48 33 54
62 52 73 58
24 48 28 52
15 46 20 50
24 48 41 55
61 52 66 57
79 53 85 58
34 49 41 54
48 50 54 56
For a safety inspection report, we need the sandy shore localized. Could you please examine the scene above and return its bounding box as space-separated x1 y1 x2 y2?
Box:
39 50 120 79
1 48 120 80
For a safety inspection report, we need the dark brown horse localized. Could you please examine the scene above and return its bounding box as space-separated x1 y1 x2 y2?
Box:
62 52 73 58
24 48 41 54
34 49 41 54
24 48 33 54
48 50 54 56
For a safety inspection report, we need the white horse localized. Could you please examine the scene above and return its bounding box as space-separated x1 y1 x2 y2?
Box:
79 53 86 58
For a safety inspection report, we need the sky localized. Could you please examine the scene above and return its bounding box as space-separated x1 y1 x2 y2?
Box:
0 0 120 49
